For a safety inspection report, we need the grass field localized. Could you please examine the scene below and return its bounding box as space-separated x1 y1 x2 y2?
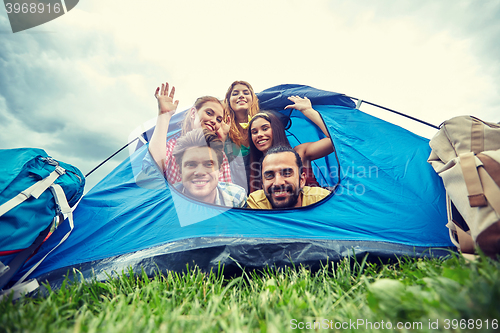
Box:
1 253 499 333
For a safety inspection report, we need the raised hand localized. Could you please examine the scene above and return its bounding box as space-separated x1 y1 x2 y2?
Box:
285 95 329 138
149 82 179 173
284 96 314 113
154 82 179 116
218 113 232 141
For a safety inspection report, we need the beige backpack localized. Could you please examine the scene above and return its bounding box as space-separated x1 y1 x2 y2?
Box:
428 116 500 257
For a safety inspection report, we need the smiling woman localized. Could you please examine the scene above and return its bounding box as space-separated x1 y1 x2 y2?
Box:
224 81 261 148
220 81 261 192
148 82 232 184
247 96 334 193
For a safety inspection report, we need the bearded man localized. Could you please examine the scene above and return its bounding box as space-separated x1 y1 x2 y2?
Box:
246 146 330 209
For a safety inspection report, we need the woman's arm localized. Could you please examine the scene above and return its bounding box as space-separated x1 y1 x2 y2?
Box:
285 96 333 165
294 139 334 167
149 82 179 172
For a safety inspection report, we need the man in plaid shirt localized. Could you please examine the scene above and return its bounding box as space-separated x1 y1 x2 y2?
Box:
164 132 232 184
171 129 246 207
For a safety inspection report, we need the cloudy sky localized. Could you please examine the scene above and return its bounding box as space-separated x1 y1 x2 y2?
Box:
1 0 499 192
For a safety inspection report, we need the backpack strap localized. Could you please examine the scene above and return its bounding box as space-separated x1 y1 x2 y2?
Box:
471 118 484 155
455 226 475 254
0 223 51 290
477 166 500 215
0 262 8 276
459 152 487 207
477 153 500 188
446 195 475 254
0 165 66 217
0 279 39 302
13 184 76 288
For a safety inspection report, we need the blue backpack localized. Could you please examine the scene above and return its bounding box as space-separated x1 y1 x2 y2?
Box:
0 148 85 298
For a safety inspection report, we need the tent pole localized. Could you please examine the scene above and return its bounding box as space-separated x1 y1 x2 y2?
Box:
85 137 139 178
346 96 440 130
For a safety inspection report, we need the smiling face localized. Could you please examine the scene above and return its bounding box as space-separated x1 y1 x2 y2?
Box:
262 151 306 208
229 84 253 114
180 146 220 204
192 101 224 133
250 117 273 153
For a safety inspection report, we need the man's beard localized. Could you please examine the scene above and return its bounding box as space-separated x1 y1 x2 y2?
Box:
265 184 301 208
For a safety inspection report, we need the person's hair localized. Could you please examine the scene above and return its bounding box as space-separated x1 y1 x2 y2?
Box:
248 111 291 192
181 96 223 136
260 145 303 177
172 128 224 170
223 81 260 146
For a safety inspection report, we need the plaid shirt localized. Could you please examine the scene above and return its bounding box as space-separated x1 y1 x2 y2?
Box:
164 133 232 184
215 182 247 207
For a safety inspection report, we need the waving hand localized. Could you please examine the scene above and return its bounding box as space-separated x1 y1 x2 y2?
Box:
284 96 314 113
155 82 179 116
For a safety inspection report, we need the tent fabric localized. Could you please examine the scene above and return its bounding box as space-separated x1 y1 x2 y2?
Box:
15 85 454 287
258 84 356 111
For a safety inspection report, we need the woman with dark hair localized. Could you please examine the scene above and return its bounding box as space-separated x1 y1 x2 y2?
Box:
247 96 333 193
149 82 232 184
247 112 289 192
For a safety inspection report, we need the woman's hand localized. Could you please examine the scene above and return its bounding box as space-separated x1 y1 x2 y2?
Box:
149 82 178 173
284 96 314 113
217 113 232 142
285 95 329 138
154 82 179 116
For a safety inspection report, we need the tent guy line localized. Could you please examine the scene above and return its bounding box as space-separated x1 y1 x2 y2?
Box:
84 138 139 178
347 96 441 130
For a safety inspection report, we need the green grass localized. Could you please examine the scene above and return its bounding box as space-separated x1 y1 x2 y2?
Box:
1 254 499 333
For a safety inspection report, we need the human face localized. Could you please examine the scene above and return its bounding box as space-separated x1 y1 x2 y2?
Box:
250 117 273 153
180 146 220 204
229 84 253 114
262 152 306 208
193 101 224 133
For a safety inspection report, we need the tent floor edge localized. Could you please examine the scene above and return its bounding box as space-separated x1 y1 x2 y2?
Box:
25 238 457 291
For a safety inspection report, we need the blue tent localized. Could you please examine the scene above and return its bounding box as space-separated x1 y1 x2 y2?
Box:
16 84 454 287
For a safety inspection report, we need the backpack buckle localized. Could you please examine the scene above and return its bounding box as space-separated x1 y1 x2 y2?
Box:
41 157 59 167
55 166 66 176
